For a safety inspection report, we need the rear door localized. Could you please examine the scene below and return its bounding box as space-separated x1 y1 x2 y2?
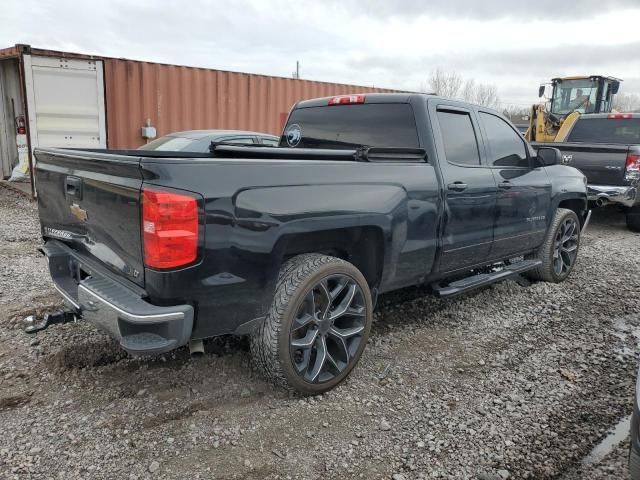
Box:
34 149 145 286
430 103 497 273
478 111 551 258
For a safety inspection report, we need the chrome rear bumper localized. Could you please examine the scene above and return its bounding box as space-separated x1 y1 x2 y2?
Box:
587 184 638 208
41 240 193 355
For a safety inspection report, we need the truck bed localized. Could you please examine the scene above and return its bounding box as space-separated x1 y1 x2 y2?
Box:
532 141 631 186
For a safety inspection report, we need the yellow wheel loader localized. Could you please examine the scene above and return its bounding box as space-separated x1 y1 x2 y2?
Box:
525 76 622 142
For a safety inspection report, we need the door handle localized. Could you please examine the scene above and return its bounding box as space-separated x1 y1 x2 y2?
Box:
447 182 468 192
498 181 512 190
65 176 83 200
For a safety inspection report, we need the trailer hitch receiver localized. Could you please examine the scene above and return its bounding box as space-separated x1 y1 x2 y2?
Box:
24 310 77 334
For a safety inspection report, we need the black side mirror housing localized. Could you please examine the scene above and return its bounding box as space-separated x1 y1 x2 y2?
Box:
538 85 545 98
536 147 561 166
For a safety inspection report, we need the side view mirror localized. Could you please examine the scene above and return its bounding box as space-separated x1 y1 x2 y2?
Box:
536 147 561 166
538 85 545 98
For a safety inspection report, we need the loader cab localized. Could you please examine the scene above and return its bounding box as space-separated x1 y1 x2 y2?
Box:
542 76 621 117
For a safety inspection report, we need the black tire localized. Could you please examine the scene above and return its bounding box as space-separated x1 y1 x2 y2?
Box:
528 208 581 283
627 206 640 232
250 254 373 395
631 445 640 480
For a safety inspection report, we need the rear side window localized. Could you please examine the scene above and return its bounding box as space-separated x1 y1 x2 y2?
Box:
436 110 481 166
479 112 529 168
281 103 419 149
568 118 640 144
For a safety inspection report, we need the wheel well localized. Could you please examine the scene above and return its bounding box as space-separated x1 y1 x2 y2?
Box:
280 227 384 288
558 199 587 227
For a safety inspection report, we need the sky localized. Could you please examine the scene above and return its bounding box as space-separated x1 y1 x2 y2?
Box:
2 0 640 109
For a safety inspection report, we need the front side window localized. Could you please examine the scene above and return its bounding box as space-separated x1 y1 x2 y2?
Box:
436 110 481 166
479 112 529 168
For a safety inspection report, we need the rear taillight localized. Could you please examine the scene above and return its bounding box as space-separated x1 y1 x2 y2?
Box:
142 188 199 269
608 113 633 119
625 153 640 182
328 94 365 105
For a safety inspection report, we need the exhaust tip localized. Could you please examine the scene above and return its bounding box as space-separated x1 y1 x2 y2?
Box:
189 339 205 356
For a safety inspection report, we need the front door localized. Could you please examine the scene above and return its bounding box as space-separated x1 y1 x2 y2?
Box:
431 105 497 273
476 111 551 258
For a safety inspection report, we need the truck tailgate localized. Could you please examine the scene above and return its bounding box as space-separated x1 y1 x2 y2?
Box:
34 148 145 287
546 143 629 186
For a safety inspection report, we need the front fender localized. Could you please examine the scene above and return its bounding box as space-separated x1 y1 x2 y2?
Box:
546 164 588 220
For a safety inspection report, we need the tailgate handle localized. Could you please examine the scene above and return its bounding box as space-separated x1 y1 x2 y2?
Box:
65 176 83 200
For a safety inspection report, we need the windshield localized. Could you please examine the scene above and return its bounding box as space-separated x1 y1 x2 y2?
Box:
281 103 420 149
551 79 598 115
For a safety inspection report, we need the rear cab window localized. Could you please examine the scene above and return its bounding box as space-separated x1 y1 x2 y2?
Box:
281 103 420 149
568 117 640 144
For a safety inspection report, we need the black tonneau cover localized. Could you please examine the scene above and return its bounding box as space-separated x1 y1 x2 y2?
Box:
69 145 427 162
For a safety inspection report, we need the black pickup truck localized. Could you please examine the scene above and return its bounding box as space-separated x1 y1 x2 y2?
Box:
31 93 589 394
533 113 640 231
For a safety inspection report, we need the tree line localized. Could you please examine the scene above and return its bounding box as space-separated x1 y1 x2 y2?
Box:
426 68 640 115
425 68 501 109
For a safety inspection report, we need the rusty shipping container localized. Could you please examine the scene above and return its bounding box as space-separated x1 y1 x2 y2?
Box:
0 44 400 192
104 59 398 149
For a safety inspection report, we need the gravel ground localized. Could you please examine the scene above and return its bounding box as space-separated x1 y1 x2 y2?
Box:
1 184 639 480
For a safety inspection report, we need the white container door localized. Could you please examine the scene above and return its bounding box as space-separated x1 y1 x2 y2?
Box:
23 55 106 150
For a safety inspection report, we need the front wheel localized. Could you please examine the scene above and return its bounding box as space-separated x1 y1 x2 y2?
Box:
250 254 373 394
528 208 581 283
627 206 640 232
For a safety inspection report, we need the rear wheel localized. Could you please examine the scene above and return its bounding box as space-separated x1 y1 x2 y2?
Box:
627 206 640 232
528 208 581 283
250 254 373 394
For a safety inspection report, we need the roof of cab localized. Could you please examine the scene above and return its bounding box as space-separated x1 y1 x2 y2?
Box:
291 92 509 119
294 93 425 109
